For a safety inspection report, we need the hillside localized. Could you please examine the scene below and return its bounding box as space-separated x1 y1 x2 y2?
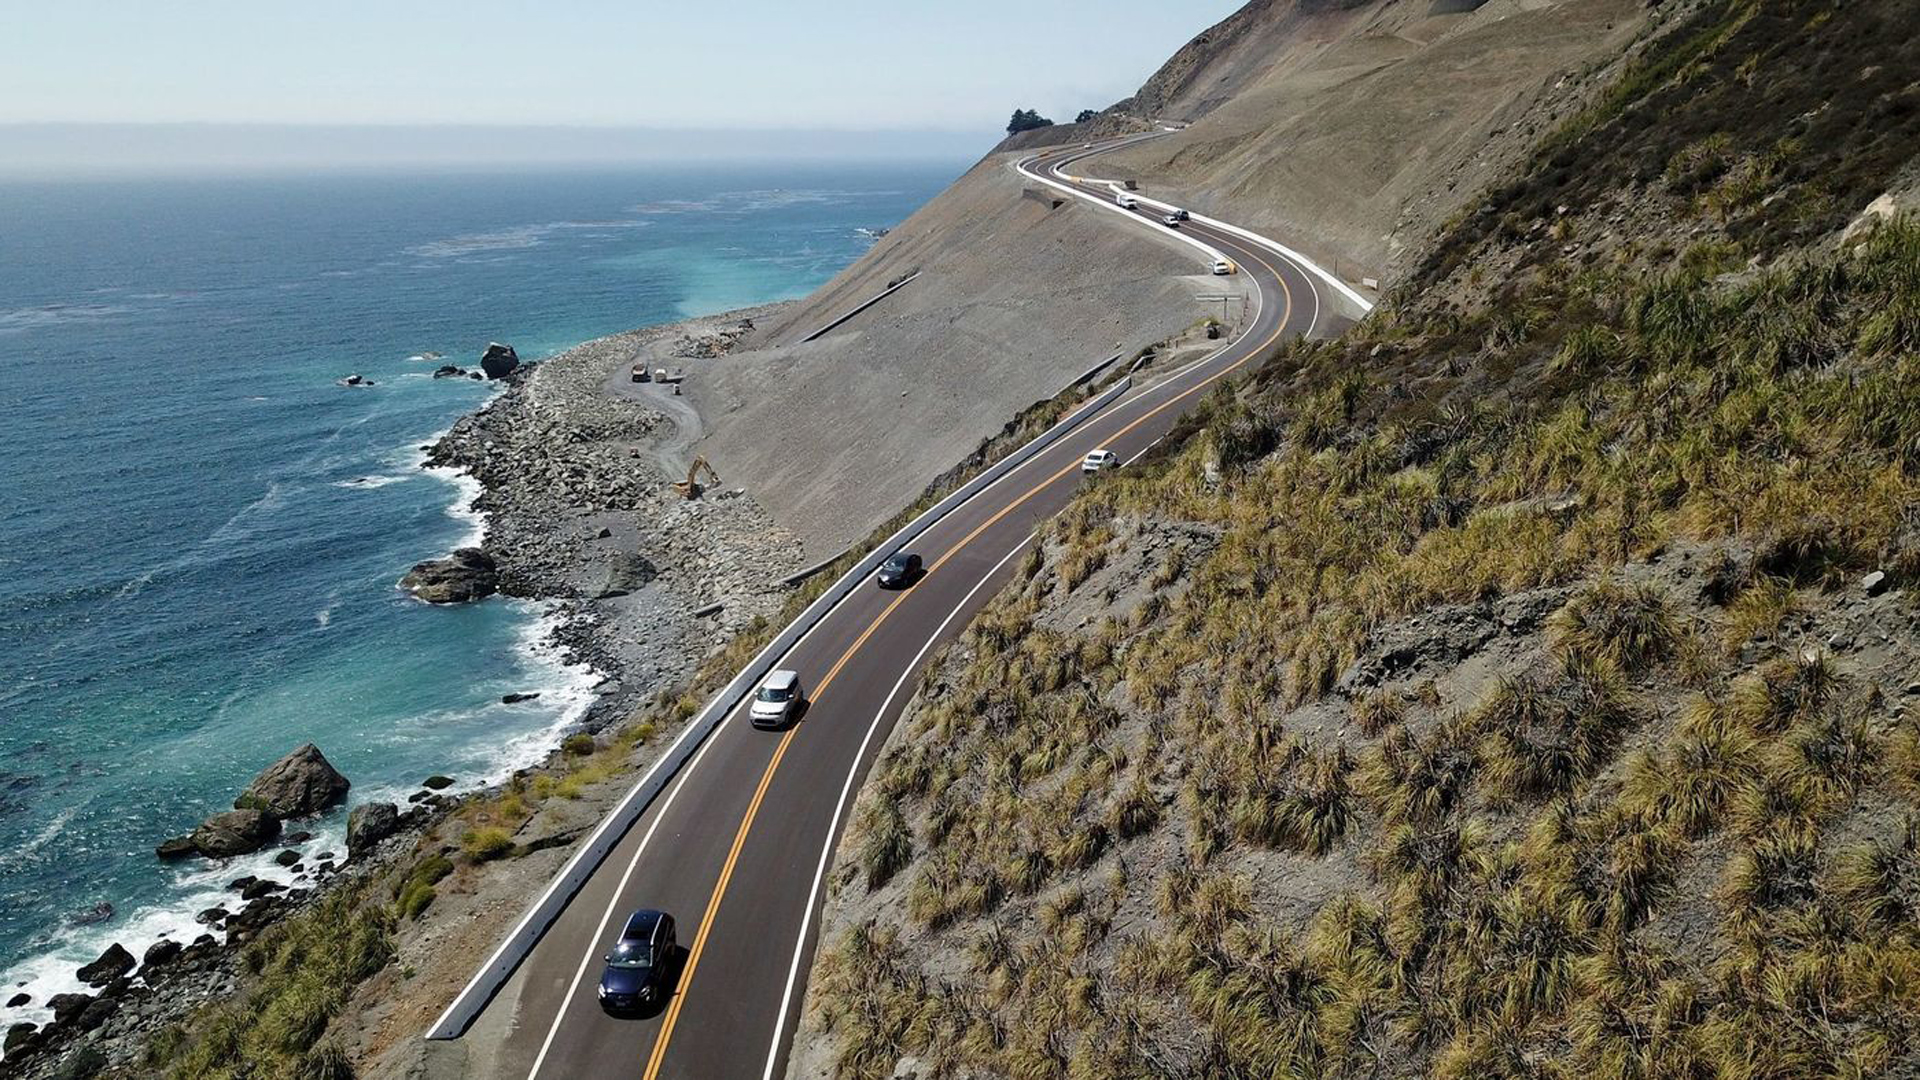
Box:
1089 0 1654 283
675 0 1680 560
796 1 1920 1076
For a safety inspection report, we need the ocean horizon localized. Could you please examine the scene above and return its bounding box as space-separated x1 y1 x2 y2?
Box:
0 158 957 1030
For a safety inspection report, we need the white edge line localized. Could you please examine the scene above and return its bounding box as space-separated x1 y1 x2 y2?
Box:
1014 154 1231 269
758 533 1037 1080
427 359 1129 1043
445 132 1300 1056
1087 179 1373 316
526 710 724 1078
524 535 884 1078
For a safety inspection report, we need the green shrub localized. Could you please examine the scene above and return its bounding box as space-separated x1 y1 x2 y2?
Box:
461 827 515 862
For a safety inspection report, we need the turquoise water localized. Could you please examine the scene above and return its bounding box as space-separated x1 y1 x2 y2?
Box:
0 161 958 1022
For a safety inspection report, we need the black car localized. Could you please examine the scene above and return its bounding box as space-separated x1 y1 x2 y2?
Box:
877 551 922 589
596 909 676 1013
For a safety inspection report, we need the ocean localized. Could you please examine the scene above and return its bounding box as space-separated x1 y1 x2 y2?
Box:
0 159 957 1026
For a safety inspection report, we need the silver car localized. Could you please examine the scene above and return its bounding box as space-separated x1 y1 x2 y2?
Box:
750 670 803 729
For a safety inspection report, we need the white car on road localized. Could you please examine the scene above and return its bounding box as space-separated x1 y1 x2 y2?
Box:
1081 449 1119 474
750 669 803 729
1211 258 1237 275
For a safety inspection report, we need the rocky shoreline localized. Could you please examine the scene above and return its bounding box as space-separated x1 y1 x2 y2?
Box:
3 303 810 1078
418 300 809 736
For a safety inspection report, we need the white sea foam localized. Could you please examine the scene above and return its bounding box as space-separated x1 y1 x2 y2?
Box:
477 601 602 783
406 219 651 259
0 818 345 1041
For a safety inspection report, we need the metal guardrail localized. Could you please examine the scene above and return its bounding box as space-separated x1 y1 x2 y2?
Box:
798 270 921 343
426 370 1135 1040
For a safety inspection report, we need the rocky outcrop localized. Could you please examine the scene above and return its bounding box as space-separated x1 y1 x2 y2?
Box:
235 742 350 819
76 943 135 988
187 809 281 858
141 938 183 970
346 802 401 858
4 1021 35 1055
479 342 521 380
47 993 91 1027
400 547 499 604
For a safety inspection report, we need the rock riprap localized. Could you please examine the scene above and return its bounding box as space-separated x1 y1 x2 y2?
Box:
400 547 499 603
235 742 350 819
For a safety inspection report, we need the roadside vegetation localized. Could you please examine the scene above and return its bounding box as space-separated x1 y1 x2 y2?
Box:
814 207 1920 1079
807 0 1920 1070
139 884 388 1078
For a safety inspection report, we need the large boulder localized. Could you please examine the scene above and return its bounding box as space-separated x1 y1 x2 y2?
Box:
75 943 134 988
189 809 281 858
47 993 91 1026
478 342 520 380
596 552 657 598
400 548 498 604
141 938 183 970
235 743 350 819
346 802 401 858
4 1022 36 1056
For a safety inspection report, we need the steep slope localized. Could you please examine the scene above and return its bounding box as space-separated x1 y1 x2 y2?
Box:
682 155 1235 557
675 0 1673 563
1093 0 1653 282
796 1 1920 1076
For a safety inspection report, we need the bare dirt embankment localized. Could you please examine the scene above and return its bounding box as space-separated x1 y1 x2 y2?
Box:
1087 0 1653 285
680 151 1244 559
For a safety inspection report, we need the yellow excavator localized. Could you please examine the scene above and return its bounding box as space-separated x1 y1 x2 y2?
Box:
673 456 720 499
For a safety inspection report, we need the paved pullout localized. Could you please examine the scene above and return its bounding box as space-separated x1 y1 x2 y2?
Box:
431 136 1330 1080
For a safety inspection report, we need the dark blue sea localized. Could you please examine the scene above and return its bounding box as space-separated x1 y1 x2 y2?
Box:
0 160 957 1025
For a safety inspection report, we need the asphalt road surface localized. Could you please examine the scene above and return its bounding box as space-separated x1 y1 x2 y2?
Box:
457 135 1332 1080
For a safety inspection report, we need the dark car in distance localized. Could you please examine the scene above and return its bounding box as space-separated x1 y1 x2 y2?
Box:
877 551 922 589
597 909 676 1014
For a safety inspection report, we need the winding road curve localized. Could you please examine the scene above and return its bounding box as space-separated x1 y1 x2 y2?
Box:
438 134 1341 1080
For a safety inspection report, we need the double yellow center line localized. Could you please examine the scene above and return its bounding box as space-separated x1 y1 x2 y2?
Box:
637 197 1297 1080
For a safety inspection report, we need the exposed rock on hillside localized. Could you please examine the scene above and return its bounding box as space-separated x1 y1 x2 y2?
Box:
234 743 350 819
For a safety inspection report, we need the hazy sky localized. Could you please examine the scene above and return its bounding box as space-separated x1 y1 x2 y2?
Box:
6 2 1241 130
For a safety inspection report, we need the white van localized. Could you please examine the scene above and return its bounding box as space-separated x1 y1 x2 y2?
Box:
1211 258 1237 275
749 670 803 729
1116 193 1139 210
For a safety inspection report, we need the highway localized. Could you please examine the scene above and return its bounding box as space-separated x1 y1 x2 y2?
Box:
440 134 1336 1080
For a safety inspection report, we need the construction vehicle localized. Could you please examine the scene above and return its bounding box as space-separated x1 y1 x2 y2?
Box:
630 363 651 383
673 456 720 499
